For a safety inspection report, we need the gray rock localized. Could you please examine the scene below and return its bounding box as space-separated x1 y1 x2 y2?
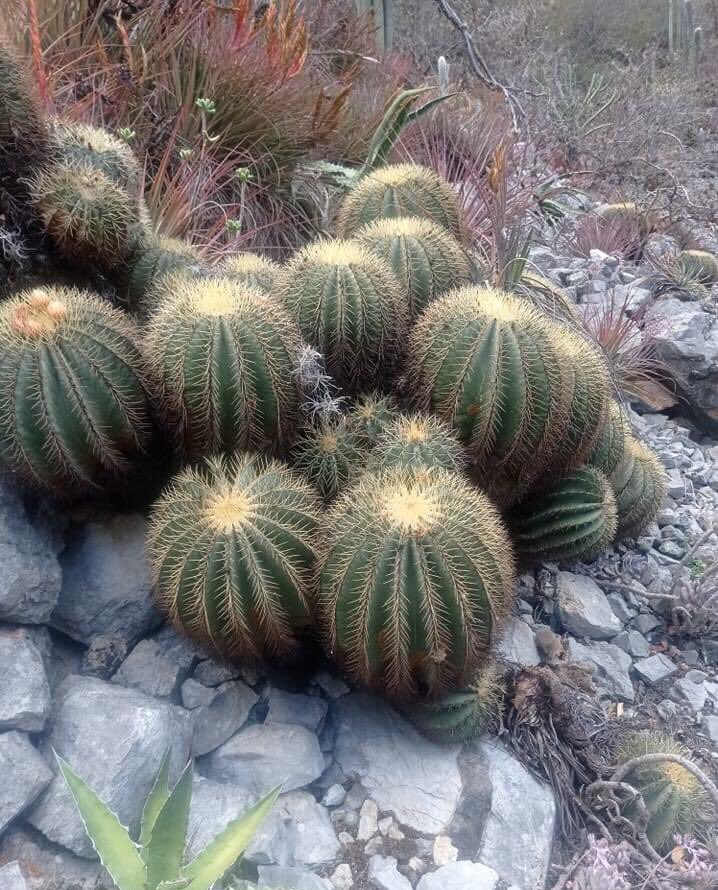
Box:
0 862 27 890
358 798 379 841
632 653 678 686
632 613 662 634
112 638 187 698
495 616 541 666
275 791 341 866
0 828 106 890
181 677 216 709
607 593 637 624
202 722 324 795
257 865 331 890
612 630 651 658
566 638 635 702
79 634 128 679
0 732 53 833
266 689 328 733
0 633 51 731
669 675 708 714
449 748 494 858
334 693 462 835
313 671 350 699
368 855 413 890
0 481 62 624
190 680 257 756
476 741 555 890
322 784 347 807
193 659 241 686
417 861 499 890
330 864 353 890
556 572 622 640
703 715 718 744
27 675 191 857
53 515 159 645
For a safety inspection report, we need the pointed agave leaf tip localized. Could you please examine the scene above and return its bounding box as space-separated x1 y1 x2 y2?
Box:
140 748 173 851
145 761 194 890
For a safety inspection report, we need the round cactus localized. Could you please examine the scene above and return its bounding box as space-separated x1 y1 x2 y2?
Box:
146 276 303 459
371 413 465 474
221 252 281 294
50 120 143 195
336 164 464 240
147 453 321 664
677 249 718 285
400 666 504 744
347 392 399 447
123 238 204 309
30 162 140 268
616 732 711 852
517 272 581 325
508 467 618 562
356 216 471 319
317 467 515 699
292 417 368 501
610 437 666 539
276 240 407 392
407 286 568 498
0 286 155 493
588 401 627 477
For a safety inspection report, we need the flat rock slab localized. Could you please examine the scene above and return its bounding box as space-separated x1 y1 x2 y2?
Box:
28 675 191 857
556 572 622 640
190 680 258 756
0 633 51 731
567 638 635 702
633 653 678 685
0 732 53 833
417 861 499 890
333 692 462 835
266 689 328 733
494 616 541 667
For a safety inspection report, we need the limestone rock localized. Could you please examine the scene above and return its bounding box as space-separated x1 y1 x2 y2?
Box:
0 633 51 731
417 861 499 890
257 865 331 889
0 862 27 890
368 854 413 890
266 689 328 733
495 616 541 666
190 680 258 756
566 638 635 702
632 653 678 685
0 732 53 833
556 572 622 640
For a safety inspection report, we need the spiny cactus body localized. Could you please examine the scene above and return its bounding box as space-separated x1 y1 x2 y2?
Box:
50 120 143 195
347 392 398 447
371 413 465 474
677 249 718 285
221 252 281 294
336 164 463 240
508 467 618 562
318 467 515 699
407 286 568 498
124 238 204 308
588 401 627 477
148 454 320 664
610 438 666 539
292 417 368 501
518 272 581 325
356 216 471 319
0 287 154 493
277 240 407 392
147 276 302 459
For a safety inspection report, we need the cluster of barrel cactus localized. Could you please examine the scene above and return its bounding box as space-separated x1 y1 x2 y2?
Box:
1 62 670 737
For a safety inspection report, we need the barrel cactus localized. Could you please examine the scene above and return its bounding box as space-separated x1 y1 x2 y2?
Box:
0 286 154 493
317 467 515 699
123 238 204 309
518 271 581 325
347 392 398 447
147 453 320 664
146 276 303 459
221 252 281 294
292 417 368 501
610 437 666 539
371 413 465 474
356 216 471 319
336 164 464 240
508 467 618 562
407 286 568 499
587 401 627 477
677 249 718 285
50 120 142 195
276 240 407 392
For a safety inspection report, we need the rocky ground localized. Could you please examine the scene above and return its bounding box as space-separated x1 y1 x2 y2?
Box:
1 217 717 890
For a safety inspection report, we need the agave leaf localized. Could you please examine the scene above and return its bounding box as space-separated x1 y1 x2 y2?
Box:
56 754 146 890
360 86 431 175
145 762 194 890
140 749 172 852
179 785 281 890
406 91 459 125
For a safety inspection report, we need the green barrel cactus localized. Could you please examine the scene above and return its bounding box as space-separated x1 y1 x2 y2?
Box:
147 453 321 664
610 437 666 539
518 271 581 325
146 275 302 459
123 237 204 309
276 239 407 392
336 164 464 240
587 401 627 477
347 392 398 447
400 666 504 744
407 286 568 499
0 286 155 493
318 467 515 699
677 249 718 285
371 413 465 474
616 732 711 852
30 162 141 269
50 120 143 195
508 467 618 562
221 252 281 294
356 216 471 319
292 417 368 501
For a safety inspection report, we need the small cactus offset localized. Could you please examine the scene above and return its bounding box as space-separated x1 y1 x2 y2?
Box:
508 467 618 562
610 437 666 539
50 120 143 196
292 416 368 501
276 239 407 392
146 276 303 459
347 392 399 447
356 216 471 319
318 466 515 699
0 287 155 494
677 249 718 285
588 401 627 477
371 412 465 474
336 164 464 240
221 252 281 294
123 238 204 309
148 453 321 663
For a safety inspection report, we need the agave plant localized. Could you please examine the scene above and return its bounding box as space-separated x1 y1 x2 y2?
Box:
57 751 278 890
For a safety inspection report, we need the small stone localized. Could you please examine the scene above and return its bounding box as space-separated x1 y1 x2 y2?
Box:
417 861 499 890
606 593 636 624
257 865 331 890
669 675 708 714
633 653 678 686
387 824 404 841
181 677 216 709
190 680 258 756
112 638 188 698
79 634 128 679
368 854 413 890
358 798 379 841
275 791 341 866
330 864 353 890
432 836 458 866
338 831 354 846
703 715 718 744
495 616 540 666
364 836 384 856
666 468 685 500
658 540 685 559
322 784 347 807
266 689 328 732
343 781 368 810
0 862 27 890
566 638 635 702
612 630 650 658
556 572 622 640
193 659 241 686
378 816 393 835
408 856 426 874
0 632 51 731
632 613 662 634
0 732 53 833
313 671 350 699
